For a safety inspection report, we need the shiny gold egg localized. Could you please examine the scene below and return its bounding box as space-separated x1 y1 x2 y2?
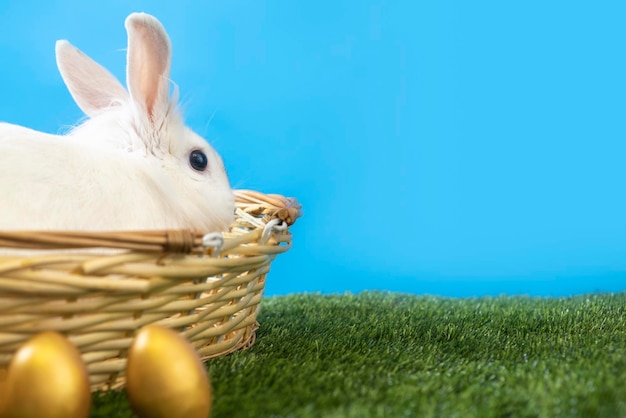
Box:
1 331 91 418
0 367 8 413
126 325 212 418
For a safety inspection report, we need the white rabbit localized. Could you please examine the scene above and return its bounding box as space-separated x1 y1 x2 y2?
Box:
0 12 235 232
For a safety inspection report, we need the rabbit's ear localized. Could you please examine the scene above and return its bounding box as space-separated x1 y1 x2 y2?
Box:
125 13 172 123
55 40 128 117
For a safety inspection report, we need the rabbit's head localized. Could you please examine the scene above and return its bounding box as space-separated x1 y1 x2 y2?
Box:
55 13 235 231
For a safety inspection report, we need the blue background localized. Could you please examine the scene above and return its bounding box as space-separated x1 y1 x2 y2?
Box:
1 1 625 297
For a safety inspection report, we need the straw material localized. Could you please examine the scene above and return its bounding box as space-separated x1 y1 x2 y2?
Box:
0 189 301 391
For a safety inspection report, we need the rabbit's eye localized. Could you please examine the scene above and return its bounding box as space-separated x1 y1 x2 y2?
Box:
189 150 208 172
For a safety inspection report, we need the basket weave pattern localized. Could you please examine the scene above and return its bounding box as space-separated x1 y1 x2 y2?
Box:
0 190 301 391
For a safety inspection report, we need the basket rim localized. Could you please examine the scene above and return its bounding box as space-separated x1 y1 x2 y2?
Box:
0 189 302 253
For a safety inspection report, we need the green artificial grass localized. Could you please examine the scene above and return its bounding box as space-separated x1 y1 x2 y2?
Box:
91 291 626 418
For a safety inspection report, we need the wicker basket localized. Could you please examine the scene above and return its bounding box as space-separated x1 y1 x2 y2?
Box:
0 190 301 391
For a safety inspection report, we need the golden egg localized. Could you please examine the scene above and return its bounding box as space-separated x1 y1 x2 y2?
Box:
0 367 8 413
126 325 212 418
0 331 91 418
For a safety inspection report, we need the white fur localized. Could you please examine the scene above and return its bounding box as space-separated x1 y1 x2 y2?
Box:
0 13 234 232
